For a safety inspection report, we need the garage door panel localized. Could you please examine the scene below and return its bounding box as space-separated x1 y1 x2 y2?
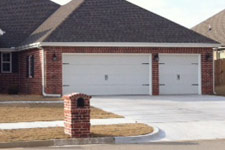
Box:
63 67 149 84
63 54 151 95
64 65 149 74
64 74 149 85
64 55 149 65
64 85 149 95
159 54 200 95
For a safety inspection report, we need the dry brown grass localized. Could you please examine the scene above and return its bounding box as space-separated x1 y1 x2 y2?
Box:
0 104 123 123
0 124 153 143
91 124 153 137
0 95 62 101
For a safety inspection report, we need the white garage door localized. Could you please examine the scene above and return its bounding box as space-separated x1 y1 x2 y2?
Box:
63 54 152 95
159 54 201 95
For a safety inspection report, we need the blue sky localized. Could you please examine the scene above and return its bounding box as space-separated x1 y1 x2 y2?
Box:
51 0 225 28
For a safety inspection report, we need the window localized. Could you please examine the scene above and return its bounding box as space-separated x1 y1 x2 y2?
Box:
27 55 35 78
1 52 12 73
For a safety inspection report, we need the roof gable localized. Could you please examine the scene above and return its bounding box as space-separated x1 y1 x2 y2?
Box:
192 9 225 45
0 0 60 48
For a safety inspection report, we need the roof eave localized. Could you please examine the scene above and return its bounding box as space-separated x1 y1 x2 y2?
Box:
0 48 17 52
40 42 221 48
15 42 221 51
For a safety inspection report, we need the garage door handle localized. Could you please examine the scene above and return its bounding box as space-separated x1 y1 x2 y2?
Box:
142 63 149 65
142 84 150 86
192 84 199 86
63 63 70 65
160 84 166 86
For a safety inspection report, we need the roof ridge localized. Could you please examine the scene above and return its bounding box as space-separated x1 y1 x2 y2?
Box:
22 0 84 45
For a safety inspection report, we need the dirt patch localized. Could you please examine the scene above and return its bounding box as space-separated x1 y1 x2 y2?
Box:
0 104 123 123
0 124 153 143
0 95 62 101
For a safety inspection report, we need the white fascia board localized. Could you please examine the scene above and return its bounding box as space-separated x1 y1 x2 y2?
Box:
40 42 221 48
217 47 225 51
16 43 42 51
8 42 222 52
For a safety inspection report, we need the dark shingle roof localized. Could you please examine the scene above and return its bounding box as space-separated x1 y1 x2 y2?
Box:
1 0 218 48
0 0 60 48
41 0 217 44
192 9 225 45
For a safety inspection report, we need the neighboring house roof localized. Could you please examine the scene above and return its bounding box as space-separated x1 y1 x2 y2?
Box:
24 0 217 45
192 9 225 45
0 0 60 48
1 0 218 49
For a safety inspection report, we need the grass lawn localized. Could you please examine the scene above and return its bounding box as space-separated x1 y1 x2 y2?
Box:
0 103 123 123
0 124 153 143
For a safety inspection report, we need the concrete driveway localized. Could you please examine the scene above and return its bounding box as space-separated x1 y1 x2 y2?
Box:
91 95 225 141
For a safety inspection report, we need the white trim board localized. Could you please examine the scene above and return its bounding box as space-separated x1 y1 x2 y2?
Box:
15 42 221 51
40 42 220 48
1 52 12 73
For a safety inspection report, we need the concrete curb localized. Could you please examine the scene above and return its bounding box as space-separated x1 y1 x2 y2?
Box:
115 126 160 144
53 137 115 146
0 127 159 148
0 138 114 149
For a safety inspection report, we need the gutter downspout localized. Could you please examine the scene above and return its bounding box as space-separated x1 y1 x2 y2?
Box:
213 48 217 95
41 48 61 97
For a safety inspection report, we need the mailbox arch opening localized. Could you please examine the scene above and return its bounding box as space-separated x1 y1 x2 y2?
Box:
77 98 85 108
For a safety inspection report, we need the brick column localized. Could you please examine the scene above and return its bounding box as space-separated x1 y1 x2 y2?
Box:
152 53 159 95
64 93 91 138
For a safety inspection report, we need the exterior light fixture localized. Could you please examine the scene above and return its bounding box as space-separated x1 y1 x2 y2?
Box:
205 53 212 61
153 54 159 62
53 53 57 61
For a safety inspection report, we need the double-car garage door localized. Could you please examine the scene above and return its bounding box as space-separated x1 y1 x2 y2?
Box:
63 54 152 95
63 54 201 95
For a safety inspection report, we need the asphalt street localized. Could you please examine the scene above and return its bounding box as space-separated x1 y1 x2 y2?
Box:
3 140 225 150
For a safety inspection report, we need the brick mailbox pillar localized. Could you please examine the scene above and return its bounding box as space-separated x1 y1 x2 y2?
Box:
64 93 92 138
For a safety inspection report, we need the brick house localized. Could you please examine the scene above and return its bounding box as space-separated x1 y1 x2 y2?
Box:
0 0 220 96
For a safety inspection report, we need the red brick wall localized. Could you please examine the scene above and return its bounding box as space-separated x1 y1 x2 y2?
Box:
0 49 43 94
64 93 91 138
0 52 19 93
0 47 213 95
43 47 214 95
19 49 43 95
0 74 19 93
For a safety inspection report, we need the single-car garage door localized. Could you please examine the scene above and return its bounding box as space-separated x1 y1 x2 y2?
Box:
159 54 201 95
63 54 152 95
